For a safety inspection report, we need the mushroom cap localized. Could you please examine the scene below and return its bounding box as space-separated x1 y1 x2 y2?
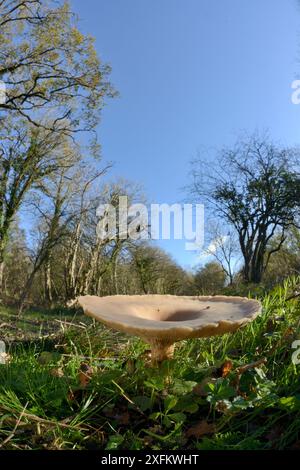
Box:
77 295 261 344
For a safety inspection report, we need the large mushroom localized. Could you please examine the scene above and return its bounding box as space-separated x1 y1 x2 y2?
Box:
77 295 261 363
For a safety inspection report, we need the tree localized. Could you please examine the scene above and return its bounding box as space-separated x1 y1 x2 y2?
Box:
1 218 29 302
17 162 109 310
204 222 241 285
62 168 109 300
191 133 300 283
130 244 169 294
129 243 190 295
0 0 115 133
0 0 115 295
0 120 77 291
264 228 300 286
18 166 77 311
89 180 147 296
194 262 226 295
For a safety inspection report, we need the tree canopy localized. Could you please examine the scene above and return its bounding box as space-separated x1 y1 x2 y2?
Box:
0 0 115 135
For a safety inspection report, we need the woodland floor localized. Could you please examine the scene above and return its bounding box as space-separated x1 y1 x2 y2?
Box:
0 279 300 450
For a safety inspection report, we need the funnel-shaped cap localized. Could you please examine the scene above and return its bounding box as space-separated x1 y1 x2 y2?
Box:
78 295 261 347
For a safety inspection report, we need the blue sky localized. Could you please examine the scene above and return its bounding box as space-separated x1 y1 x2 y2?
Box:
71 0 300 269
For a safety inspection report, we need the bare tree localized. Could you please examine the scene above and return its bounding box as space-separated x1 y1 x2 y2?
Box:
190 133 300 283
62 167 110 300
0 119 77 293
17 164 94 312
204 222 241 285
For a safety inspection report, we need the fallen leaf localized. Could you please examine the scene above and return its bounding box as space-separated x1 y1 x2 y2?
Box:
50 367 64 378
219 360 233 377
283 327 294 340
67 390 75 401
185 420 216 439
78 362 93 387
114 411 130 425
103 406 131 425
67 388 83 403
0 352 11 364
139 350 151 362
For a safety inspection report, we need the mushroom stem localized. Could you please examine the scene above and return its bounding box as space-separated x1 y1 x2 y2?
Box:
149 340 175 364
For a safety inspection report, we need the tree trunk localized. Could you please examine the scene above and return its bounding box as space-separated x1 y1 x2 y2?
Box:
44 260 53 307
83 250 98 295
0 241 6 294
112 257 119 294
0 260 4 294
64 222 82 300
96 275 102 296
18 270 37 315
249 257 264 284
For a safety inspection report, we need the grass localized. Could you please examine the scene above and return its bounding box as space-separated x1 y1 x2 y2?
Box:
0 277 300 450
0 305 88 344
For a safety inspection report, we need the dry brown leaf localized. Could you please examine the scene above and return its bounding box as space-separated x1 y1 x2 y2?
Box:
114 411 130 425
50 367 64 378
67 390 75 401
283 327 295 341
185 420 216 439
139 350 152 362
0 352 11 364
103 406 131 425
220 360 233 377
78 362 93 387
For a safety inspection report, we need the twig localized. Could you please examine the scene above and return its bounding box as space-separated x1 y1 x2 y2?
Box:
0 404 88 431
111 380 146 417
54 319 86 329
61 353 119 361
285 292 300 302
236 357 267 375
0 402 28 448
